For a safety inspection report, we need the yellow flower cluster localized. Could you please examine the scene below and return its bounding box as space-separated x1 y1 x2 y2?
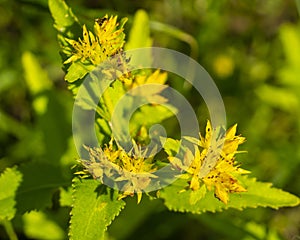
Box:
80 121 249 204
71 16 249 205
169 121 249 204
64 16 126 65
79 141 157 203
125 69 168 89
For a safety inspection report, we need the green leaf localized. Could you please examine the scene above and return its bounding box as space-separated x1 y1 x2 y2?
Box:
279 24 300 67
162 137 181 156
130 105 175 135
95 118 112 145
125 10 153 66
36 90 73 165
65 62 94 83
255 84 299 112
277 24 300 86
69 178 126 240
22 51 53 115
48 0 79 34
22 52 52 95
16 162 69 213
23 211 65 240
102 79 126 117
125 10 153 50
189 185 206 205
59 187 73 207
0 167 22 220
160 176 300 214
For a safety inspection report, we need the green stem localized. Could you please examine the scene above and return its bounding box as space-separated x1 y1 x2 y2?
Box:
1 219 18 240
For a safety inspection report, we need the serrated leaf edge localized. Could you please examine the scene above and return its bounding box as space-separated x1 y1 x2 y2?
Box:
68 178 126 239
162 177 300 214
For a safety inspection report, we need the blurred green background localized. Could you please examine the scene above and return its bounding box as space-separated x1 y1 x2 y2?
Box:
0 0 300 239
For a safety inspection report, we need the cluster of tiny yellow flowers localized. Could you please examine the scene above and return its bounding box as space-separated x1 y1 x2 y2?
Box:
63 15 171 88
124 69 168 89
64 15 126 65
79 141 157 203
71 16 249 205
169 120 249 204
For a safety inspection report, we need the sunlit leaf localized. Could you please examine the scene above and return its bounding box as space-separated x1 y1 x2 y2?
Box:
48 0 79 36
59 187 73 207
255 84 299 112
126 10 152 50
279 24 300 67
69 178 126 240
162 137 181 157
65 62 94 83
22 52 53 115
0 167 22 220
130 105 176 136
23 211 65 240
125 10 152 66
160 176 300 214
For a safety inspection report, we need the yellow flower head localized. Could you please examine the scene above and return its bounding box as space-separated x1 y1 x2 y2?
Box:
169 120 249 204
80 140 157 203
64 15 127 65
124 69 168 89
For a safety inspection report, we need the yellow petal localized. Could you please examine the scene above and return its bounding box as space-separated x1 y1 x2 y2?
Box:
229 182 247 193
137 192 143 204
183 147 195 167
146 70 168 84
237 168 251 174
226 124 237 139
214 184 229 204
82 25 90 45
190 175 200 191
205 120 212 145
223 139 243 154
